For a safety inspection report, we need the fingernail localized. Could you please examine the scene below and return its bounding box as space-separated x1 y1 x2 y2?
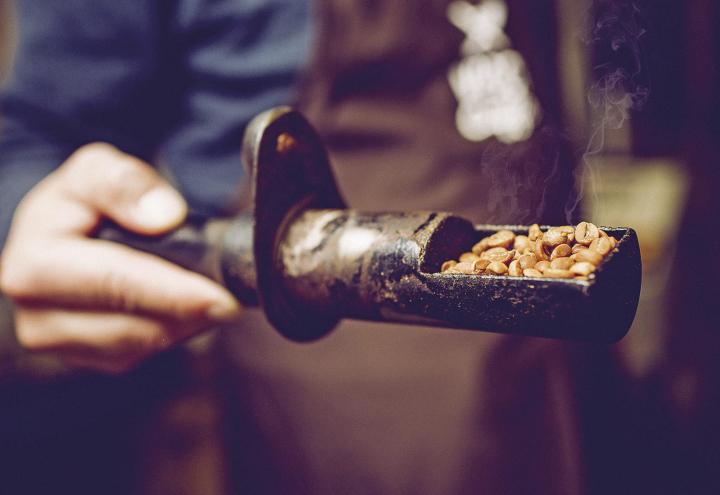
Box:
206 294 242 322
136 187 187 230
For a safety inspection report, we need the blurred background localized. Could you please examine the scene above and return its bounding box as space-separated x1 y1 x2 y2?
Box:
1 0 719 493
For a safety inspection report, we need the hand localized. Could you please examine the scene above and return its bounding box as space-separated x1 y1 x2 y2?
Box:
0 143 242 373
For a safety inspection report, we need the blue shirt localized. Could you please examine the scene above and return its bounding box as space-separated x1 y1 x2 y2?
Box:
0 0 313 246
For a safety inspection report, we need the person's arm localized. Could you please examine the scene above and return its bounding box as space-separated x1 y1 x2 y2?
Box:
0 143 242 373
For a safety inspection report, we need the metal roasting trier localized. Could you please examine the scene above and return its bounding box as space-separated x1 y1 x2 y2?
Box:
99 107 642 343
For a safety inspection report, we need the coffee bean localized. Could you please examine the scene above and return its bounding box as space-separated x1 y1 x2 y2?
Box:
550 257 574 270
590 237 612 256
575 221 599 245
504 250 517 264
529 224 543 241
508 260 523 277
454 260 488 274
441 260 457 272
481 247 514 264
543 268 575 279
453 261 474 274
442 221 619 280
487 230 515 249
535 238 550 261
543 228 569 247
574 248 603 265
473 259 490 272
535 260 551 272
513 235 530 252
518 253 537 270
459 251 481 262
550 243 572 260
486 261 509 275
571 244 588 254
471 237 490 255
555 226 576 244
570 262 596 276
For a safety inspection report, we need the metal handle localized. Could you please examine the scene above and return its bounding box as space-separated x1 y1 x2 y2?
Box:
95 214 259 306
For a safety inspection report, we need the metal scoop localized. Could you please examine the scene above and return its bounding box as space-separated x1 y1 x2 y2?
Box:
99 107 641 343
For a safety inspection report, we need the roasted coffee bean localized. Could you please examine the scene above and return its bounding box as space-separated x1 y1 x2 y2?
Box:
486 261 509 275
543 228 569 247
535 260 551 272
481 247 515 264
550 243 572 260
441 260 457 272
452 261 473 274
459 251 481 262
508 260 523 277
473 259 490 272
504 250 517 264
513 235 530 252
555 226 576 244
570 262 596 276
575 222 599 245
550 257 574 270
442 220 618 279
518 253 537 270
453 260 486 274
487 230 515 249
571 244 588 255
471 237 490 255
543 268 574 279
590 237 612 256
529 224 543 241
535 238 550 261
574 248 603 265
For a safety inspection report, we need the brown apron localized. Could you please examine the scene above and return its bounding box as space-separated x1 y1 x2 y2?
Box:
218 1 637 493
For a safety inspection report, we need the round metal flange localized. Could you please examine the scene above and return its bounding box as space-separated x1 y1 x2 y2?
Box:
242 107 346 341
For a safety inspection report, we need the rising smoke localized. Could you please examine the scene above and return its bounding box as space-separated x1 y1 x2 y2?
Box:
564 0 650 223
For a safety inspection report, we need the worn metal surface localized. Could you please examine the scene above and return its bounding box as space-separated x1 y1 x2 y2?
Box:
98 107 641 343
279 211 640 342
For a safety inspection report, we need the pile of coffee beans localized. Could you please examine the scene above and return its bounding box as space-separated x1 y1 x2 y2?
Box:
440 222 617 280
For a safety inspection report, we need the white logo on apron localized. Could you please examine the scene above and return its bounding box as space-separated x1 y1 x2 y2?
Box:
447 0 540 144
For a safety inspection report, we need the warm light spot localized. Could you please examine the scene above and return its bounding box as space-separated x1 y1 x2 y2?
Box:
338 227 379 259
447 0 540 144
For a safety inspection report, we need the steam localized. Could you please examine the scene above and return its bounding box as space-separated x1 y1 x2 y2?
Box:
564 0 650 223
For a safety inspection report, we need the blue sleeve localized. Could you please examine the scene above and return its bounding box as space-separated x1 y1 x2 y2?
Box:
161 0 313 215
0 1 167 246
0 0 313 246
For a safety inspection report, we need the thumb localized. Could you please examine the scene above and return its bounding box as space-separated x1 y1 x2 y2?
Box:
58 142 187 235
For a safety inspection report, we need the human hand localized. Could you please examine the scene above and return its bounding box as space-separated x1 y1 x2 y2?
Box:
0 143 242 373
